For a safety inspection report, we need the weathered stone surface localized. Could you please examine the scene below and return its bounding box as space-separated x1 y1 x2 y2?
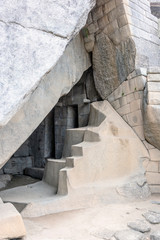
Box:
0 33 91 169
0 203 26 239
92 229 115 239
116 38 136 83
117 175 151 199
150 231 160 240
93 32 119 99
128 220 151 233
93 33 136 99
143 211 160 224
0 0 95 127
114 229 144 240
143 90 160 150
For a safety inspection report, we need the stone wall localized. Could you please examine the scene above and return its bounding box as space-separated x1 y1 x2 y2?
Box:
82 0 160 193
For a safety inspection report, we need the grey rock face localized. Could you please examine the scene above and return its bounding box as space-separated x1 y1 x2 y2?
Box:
0 0 96 127
93 33 119 99
93 33 136 99
150 231 160 240
128 220 151 233
117 175 151 199
92 229 115 239
143 211 160 224
114 229 144 240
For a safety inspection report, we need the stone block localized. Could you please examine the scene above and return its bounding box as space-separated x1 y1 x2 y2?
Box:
149 148 160 161
107 92 115 102
83 34 95 43
103 20 119 35
88 22 99 34
112 100 120 110
146 172 160 185
85 41 95 52
98 15 109 30
133 125 144 140
0 203 26 239
117 104 130 116
108 8 117 22
134 91 143 100
134 76 146 91
118 14 128 28
147 161 159 173
109 29 121 45
147 92 160 105
126 110 143 127
92 6 103 22
122 81 130 96
130 99 142 112
96 0 110 7
148 74 160 82
114 84 122 99
86 12 92 25
104 0 116 14
147 82 160 92
24 167 44 180
150 185 160 194
120 24 131 41
119 96 127 107
126 93 135 104
115 0 123 6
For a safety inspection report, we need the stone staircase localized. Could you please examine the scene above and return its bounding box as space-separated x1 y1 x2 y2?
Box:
0 101 150 217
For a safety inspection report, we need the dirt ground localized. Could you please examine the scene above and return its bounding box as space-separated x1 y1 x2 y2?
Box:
24 195 160 240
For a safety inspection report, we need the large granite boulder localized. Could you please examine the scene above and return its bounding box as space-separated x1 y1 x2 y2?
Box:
93 33 136 99
0 0 96 126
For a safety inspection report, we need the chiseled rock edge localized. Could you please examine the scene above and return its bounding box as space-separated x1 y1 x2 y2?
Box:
0 33 91 169
0 0 95 126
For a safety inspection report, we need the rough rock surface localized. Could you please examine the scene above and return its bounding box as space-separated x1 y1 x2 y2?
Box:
150 231 160 240
0 0 95 126
114 229 144 240
143 84 160 150
0 33 91 169
0 203 26 239
93 33 136 99
117 175 151 199
128 220 151 233
143 211 160 224
92 228 115 239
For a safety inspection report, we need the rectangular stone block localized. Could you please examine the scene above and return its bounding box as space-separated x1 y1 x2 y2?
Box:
98 15 109 30
133 125 144 140
126 110 143 127
147 82 160 92
149 185 160 194
149 148 160 161
148 74 160 82
126 93 135 104
103 19 119 35
147 92 160 105
96 0 110 7
92 6 103 22
130 99 142 112
122 81 130 96
88 22 99 34
120 24 131 41
146 172 160 185
119 96 127 107
147 161 159 173
111 99 120 110
134 91 143 100
118 14 128 27
104 0 116 14
117 104 130 116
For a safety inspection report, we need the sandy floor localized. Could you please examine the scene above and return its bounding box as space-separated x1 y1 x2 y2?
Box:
24 195 160 240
